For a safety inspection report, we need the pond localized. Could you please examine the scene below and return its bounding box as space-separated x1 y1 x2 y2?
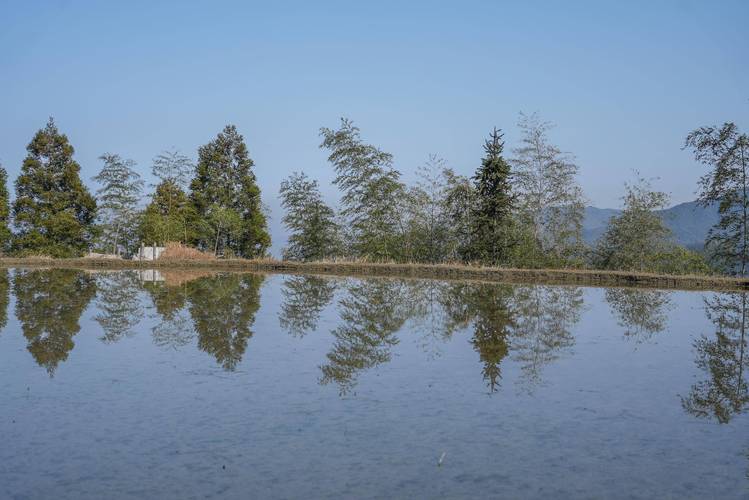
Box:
0 268 747 499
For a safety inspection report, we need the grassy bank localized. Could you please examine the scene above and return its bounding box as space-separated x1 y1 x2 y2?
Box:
1 256 748 292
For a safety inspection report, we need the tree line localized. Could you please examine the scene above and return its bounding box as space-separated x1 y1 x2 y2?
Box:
0 118 270 258
282 114 749 275
0 115 747 275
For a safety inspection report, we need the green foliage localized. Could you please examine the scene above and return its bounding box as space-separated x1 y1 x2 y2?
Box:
442 169 475 261
92 153 143 255
280 171 340 261
512 113 585 263
593 176 673 272
152 149 193 189
0 166 12 254
139 180 199 245
685 123 749 275
470 128 516 265
205 204 242 256
320 118 407 261
12 118 97 257
190 125 270 257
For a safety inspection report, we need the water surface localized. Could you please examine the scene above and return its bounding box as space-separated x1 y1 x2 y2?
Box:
0 268 747 499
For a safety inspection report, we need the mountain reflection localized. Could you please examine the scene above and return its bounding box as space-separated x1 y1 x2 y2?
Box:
682 292 749 424
13 269 96 376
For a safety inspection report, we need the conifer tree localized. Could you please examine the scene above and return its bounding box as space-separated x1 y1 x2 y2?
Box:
13 118 97 257
93 154 143 255
470 128 515 264
190 125 270 257
139 180 199 245
0 165 11 253
279 171 340 261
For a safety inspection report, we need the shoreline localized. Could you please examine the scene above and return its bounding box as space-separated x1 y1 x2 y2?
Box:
0 257 747 292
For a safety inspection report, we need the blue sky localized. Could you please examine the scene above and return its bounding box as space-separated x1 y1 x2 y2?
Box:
1 0 747 254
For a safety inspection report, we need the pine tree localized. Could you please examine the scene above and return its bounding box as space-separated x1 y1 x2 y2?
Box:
279 171 340 261
470 128 515 264
93 154 144 255
13 118 97 257
190 125 270 257
0 165 11 253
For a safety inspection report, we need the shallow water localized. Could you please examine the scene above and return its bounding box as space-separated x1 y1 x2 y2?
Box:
0 268 747 499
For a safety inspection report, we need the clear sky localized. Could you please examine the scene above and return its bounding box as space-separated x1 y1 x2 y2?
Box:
1 0 747 255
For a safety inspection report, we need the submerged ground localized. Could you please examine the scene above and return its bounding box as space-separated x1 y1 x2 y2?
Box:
0 268 747 499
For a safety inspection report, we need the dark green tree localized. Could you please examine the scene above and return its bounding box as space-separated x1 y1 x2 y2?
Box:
12 118 97 257
93 154 143 255
279 171 340 261
0 165 11 253
320 119 407 260
470 128 515 264
139 180 200 245
190 125 270 257
13 269 97 375
685 123 749 274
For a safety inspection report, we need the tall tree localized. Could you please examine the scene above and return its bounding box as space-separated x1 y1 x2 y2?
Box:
139 180 199 246
190 125 270 257
93 154 143 255
593 175 672 271
0 164 11 253
442 168 475 262
152 149 193 191
279 171 340 261
320 118 407 260
470 128 515 264
512 113 585 263
13 118 97 257
685 123 749 275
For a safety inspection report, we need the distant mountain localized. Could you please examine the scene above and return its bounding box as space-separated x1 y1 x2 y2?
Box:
583 201 720 250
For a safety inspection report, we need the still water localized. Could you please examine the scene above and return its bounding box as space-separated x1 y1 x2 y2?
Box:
0 268 747 499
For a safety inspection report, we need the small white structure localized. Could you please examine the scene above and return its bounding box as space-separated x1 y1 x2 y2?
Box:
138 269 165 282
132 244 165 261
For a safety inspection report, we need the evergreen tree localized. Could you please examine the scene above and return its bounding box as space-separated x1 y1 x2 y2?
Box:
139 180 199 245
13 118 97 257
685 123 749 275
0 165 11 253
93 154 144 255
279 171 340 261
190 125 270 257
319 118 407 260
470 128 515 264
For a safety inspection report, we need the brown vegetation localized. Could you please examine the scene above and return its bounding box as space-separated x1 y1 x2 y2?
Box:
158 242 215 261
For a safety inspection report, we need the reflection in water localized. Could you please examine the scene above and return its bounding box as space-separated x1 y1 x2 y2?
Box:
511 286 583 390
319 280 409 395
0 268 9 334
278 275 337 337
94 271 144 343
605 288 672 342
682 293 749 424
187 274 264 371
13 269 96 375
143 278 194 350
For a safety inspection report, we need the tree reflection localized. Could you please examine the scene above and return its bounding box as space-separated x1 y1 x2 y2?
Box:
511 286 583 391
13 269 96 375
0 269 9 334
604 288 672 342
278 275 337 337
186 273 264 371
441 282 515 393
143 277 194 349
94 271 144 343
682 293 749 423
320 279 410 395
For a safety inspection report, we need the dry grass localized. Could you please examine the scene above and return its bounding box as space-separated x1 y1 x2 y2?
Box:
0 255 747 292
158 242 215 261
